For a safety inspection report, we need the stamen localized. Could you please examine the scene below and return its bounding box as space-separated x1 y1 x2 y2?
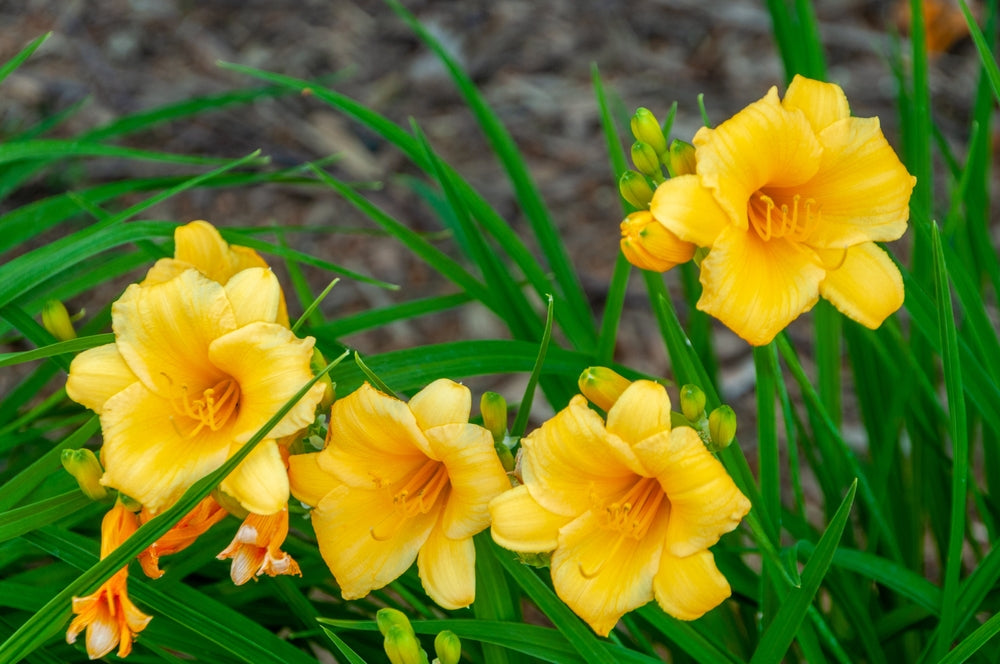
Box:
164 374 241 438
748 192 820 243
392 459 450 517
604 477 665 540
368 459 450 541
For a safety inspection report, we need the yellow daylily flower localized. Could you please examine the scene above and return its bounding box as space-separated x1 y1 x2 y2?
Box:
144 220 289 326
490 379 750 636
650 75 915 345
66 267 326 515
288 380 510 610
66 500 152 659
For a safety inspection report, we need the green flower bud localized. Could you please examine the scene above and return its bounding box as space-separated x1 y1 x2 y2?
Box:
578 366 632 412
433 630 462 664
376 608 415 637
679 384 707 422
384 624 428 664
618 170 654 209
60 448 108 501
480 392 508 444
666 139 697 177
42 299 77 341
630 107 668 156
630 141 662 179
709 405 737 449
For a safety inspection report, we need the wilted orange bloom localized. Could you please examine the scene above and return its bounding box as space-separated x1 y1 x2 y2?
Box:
66 501 152 659
217 506 302 585
138 496 229 579
490 379 750 635
650 75 915 345
289 380 510 610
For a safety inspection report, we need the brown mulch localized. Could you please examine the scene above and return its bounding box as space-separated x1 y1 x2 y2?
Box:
0 0 982 425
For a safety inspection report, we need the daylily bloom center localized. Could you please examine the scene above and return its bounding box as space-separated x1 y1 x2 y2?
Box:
747 190 819 242
167 374 240 438
393 458 450 518
604 476 666 540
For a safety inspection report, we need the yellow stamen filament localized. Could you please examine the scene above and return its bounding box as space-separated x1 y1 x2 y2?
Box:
748 192 820 242
369 459 450 541
164 374 241 438
578 477 666 579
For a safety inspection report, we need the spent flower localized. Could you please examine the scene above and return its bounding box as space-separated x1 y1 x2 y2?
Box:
66 500 152 659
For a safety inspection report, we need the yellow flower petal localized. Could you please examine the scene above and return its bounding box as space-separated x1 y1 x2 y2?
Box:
220 439 289 515
312 484 437 600
223 267 282 327
321 383 431 487
653 550 732 621
520 395 640 517
636 427 750 557
99 382 231 512
208 321 324 443
425 423 509 540
804 117 915 247
698 225 826 345
417 525 476 610
142 257 191 286
781 75 850 133
550 510 669 636
408 378 472 431
694 88 823 226
649 174 731 247
819 242 904 329
288 451 337 508
113 270 237 396
490 485 572 552
605 380 672 446
174 220 269 285
66 343 137 413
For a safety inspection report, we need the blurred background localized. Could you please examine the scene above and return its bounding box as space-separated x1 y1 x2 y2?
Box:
0 0 982 421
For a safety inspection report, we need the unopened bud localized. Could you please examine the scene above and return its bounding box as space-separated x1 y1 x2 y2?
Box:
384 624 427 664
679 384 707 421
433 630 461 664
620 210 696 272
618 170 654 209
578 366 632 412
630 107 668 156
42 300 76 341
61 448 108 501
666 139 697 177
708 405 737 449
377 608 415 637
630 141 662 179
310 348 336 411
480 392 508 444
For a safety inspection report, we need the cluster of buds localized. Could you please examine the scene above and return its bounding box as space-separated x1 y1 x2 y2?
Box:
579 366 736 453
618 107 697 272
677 383 737 453
377 608 461 664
